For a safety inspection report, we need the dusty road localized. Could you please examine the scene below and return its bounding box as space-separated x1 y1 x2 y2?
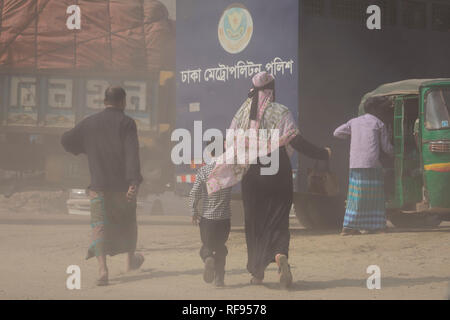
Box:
0 210 449 300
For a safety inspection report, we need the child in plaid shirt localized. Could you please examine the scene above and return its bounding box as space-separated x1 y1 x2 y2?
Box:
189 161 232 287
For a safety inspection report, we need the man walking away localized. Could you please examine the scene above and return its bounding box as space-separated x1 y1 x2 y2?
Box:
61 86 144 286
334 96 394 236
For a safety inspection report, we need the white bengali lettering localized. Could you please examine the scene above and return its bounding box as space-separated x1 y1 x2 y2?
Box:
180 58 294 84
180 69 202 84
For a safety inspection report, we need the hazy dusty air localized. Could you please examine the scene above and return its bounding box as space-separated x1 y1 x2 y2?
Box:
0 0 450 302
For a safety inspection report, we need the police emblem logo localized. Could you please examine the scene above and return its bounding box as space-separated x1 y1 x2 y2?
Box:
218 4 253 54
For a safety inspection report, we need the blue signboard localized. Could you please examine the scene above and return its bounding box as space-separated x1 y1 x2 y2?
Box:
176 0 299 164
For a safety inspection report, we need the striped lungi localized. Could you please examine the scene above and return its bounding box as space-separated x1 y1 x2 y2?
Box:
343 168 386 230
86 190 137 260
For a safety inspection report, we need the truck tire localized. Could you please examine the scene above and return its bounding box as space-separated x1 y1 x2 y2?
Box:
293 192 345 230
388 211 442 228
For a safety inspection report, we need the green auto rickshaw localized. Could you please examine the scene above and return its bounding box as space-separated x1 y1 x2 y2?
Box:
358 79 450 228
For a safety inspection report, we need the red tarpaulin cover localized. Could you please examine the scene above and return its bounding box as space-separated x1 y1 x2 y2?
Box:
0 0 175 72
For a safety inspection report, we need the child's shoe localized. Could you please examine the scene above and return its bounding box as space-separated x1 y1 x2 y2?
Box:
214 274 225 287
203 257 215 283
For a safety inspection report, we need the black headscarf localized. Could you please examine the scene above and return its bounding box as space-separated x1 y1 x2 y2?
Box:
248 80 275 121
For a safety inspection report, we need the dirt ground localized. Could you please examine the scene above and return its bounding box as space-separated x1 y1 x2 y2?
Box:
0 208 449 300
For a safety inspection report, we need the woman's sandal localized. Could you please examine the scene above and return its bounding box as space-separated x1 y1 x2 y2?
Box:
276 254 293 289
129 253 145 271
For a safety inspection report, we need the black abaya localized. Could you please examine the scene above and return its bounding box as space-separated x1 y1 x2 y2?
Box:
242 136 328 279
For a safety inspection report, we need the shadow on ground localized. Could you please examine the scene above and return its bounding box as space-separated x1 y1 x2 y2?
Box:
110 267 279 286
223 276 450 292
109 266 449 293
263 276 450 292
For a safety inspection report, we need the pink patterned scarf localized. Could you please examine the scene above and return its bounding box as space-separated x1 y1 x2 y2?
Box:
206 72 299 194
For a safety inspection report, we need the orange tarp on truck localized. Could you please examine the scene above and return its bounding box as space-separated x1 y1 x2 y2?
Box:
0 0 175 72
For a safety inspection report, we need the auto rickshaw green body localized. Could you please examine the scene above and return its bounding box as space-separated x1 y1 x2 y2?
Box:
358 79 450 226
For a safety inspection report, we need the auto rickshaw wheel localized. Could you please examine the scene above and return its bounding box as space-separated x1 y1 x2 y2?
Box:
388 211 442 228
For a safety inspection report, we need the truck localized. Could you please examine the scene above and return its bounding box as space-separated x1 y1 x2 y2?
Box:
0 0 176 213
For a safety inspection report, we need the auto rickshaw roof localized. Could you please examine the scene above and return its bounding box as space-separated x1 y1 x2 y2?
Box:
358 78 450 114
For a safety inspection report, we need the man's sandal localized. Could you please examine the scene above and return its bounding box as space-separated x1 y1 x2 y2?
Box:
340 228 361 236
250 277 264 285
96 273 109 286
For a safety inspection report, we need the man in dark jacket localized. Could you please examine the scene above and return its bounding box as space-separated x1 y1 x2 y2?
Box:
61 86 144 286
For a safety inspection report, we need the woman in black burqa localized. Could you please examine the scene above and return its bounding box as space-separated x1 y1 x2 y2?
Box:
207 72 330 287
